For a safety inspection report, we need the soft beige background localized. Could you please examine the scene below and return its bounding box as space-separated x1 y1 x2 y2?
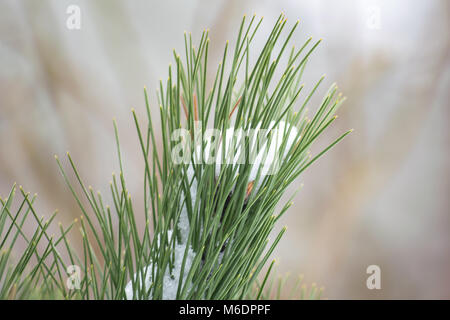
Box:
0 0 449 299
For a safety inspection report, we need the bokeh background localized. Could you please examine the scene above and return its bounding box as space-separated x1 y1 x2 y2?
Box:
0 0 448 299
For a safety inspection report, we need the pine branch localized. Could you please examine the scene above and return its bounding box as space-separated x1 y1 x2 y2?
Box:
0 13 350 300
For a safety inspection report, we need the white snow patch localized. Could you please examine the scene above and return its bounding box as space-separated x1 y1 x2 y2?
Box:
125 168 197 300
207 121 299 192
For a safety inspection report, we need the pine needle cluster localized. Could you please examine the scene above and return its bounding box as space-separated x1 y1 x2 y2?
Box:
0 14 350 300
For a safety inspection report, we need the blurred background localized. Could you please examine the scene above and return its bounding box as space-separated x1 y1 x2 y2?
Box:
0 0 448 299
